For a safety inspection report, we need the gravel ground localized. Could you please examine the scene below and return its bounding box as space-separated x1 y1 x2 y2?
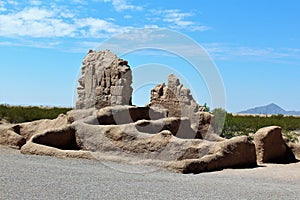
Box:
1 145 300 200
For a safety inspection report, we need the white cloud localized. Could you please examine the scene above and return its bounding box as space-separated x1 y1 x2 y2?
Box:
0 41 21 46
150 9 210 32
70 0 88 4
29 0 42 6
0 6 131 38
203 43 300 62
113 28 167 42
15 7 55 20
0 7 6 11
190 25 211 32
60 11 75 19
0 0 20 11
144 25 159 29
101 0 143 12
124 15 132 19
162 9 193 24
0 2 212 50
0 0 4 8
7 0 18 5
0 7 76 37
0 40 60 49
75 17 128 37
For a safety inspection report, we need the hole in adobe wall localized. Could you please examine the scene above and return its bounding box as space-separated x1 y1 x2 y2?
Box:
32 127 80 150
12 125 21 135
96 107 166 125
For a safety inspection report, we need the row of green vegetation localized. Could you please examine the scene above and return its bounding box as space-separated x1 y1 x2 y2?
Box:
0 104 72 123
212 108 300 142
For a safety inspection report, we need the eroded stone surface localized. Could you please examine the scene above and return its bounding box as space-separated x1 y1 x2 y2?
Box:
10 105 257 174
287 142 300 160
0 124 26 148
73 116 257 173
149 74 215 139
76 50 132 109
18 114 68 141
21 142 94 160
170 136 257 173
254 126 296 163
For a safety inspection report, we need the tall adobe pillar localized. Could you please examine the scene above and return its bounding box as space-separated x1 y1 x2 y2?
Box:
76 50 132 109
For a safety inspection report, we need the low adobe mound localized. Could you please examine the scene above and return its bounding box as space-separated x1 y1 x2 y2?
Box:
19 105 257 173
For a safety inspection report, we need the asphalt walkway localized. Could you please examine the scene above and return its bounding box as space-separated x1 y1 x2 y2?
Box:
1 146 300 200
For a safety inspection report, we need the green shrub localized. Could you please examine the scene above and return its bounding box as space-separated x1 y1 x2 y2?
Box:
210 109 300 142
0 104 71 123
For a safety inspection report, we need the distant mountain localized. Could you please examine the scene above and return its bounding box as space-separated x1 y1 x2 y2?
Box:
239 103 300 116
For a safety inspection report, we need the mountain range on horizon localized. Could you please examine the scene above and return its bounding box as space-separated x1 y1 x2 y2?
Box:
238 103 300 116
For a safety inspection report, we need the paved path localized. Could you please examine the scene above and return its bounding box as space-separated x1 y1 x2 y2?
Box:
1 146 300 200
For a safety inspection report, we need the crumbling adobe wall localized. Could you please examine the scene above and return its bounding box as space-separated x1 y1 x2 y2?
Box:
76 49 132 109
148 74 213 138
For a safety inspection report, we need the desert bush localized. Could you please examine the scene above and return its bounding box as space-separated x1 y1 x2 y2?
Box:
0 104 71 123
211 109 300 142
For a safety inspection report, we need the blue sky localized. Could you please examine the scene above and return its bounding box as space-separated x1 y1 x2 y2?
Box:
0 0 300 112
